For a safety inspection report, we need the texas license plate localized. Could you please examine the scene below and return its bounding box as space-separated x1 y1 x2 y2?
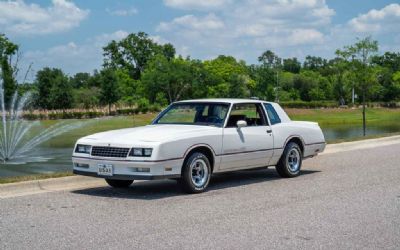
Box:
97 164 113 176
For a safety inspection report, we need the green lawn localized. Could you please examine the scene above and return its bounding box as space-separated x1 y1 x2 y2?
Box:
286 108 400 126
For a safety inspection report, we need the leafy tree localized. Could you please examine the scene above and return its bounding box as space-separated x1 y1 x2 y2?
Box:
140 55 194 103
283 57 301 74
303 56 328 72
258 50 281 68
372 52 400 72
258 50 282 102
204 55 250 98
35 68 70 109
73 87 101 109
100 68 121 114
0 34 19 106
49 72 73 110
70 72 91 88
248 65 275 100
103 32 175 79
116 69 138 106
336 36 379 136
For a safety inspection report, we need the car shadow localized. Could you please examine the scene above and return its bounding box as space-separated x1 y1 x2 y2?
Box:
71 168 320 200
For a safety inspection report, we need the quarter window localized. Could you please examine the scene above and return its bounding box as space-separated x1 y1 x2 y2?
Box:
264 103 281 125
226 103 267 127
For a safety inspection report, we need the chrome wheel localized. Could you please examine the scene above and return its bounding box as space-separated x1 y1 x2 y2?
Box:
287 148 300 172
190 158 209 188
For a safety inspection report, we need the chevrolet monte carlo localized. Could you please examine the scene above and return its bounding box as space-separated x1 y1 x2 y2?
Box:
72 99 326 193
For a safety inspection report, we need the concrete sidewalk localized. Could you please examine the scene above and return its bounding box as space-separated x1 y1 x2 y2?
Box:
1 135 399 199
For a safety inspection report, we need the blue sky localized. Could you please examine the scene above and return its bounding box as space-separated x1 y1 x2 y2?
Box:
1 0 400 81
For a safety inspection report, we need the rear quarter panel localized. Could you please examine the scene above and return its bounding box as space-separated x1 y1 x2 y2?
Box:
269 121 325 165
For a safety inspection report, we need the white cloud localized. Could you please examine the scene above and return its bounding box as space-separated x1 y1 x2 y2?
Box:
349 3 400 33
158 0 334 60
106 7 138 16
163 0 232 10
157 14 225 32
0 0 89 35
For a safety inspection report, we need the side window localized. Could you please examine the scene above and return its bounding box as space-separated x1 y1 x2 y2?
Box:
226 103 267 127
264 103 281 125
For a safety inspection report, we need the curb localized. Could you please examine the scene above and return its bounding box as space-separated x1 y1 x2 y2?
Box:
0 175 104 199
1 135 399 199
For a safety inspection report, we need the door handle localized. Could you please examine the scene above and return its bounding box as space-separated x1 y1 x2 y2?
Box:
266 129 272 133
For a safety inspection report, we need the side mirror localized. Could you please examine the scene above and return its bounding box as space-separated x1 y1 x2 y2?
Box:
236 120 247 128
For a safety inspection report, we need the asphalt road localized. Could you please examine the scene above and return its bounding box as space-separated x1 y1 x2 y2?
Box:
0 143 399 250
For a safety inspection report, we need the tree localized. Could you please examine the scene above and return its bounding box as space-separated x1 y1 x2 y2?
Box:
73 87 101 109
336 36 379 136
0 34 19 106
103 32 176 79
303 56 328 72
49 72 73 110
100 68 120 114
70 72 91 88
35 68 71 109
372 52 400 72
204 55 250 98
258 50 282 102
140 55 194 103
283 57 301 74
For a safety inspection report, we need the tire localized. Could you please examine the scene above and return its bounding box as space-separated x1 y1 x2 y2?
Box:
105 179 133 188
276 142 302 178
179 152 212 193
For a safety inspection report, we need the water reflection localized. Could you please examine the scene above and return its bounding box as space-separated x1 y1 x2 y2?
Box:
322 123 400 141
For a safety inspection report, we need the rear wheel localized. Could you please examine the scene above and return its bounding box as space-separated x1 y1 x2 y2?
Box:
179 152 211 193
276 142 302 178
105 179 133 188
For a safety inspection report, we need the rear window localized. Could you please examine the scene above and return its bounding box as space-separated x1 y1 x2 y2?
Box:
264 103 281 125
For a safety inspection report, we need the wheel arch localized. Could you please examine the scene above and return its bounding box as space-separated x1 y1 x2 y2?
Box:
283 135 305 156
182 144 216 173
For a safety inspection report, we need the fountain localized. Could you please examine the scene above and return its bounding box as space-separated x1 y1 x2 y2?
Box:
0 78 84 164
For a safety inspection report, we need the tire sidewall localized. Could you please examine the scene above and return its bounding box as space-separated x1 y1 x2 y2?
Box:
182 152 211 193
283 142 302 176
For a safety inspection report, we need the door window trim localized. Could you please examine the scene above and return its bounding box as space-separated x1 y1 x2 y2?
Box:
224 102 269 128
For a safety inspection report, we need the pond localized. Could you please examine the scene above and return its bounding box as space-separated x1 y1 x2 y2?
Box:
0 122 399 178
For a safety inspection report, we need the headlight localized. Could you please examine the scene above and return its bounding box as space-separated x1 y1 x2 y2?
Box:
75 144 92 154
129 148 152 157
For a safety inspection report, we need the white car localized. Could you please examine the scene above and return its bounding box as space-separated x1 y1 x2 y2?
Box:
72 99 325 193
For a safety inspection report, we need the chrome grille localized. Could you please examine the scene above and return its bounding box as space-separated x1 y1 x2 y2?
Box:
91 146 130 158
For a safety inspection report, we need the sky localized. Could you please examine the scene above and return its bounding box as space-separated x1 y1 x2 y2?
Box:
1 0 400 81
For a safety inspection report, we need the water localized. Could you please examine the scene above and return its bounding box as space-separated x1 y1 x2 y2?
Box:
0 79 84 163
321 123 400 141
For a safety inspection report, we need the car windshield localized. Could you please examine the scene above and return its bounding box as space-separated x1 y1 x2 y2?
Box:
154 102 230 127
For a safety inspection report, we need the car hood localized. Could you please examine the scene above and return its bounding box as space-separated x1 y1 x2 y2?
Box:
80 124 218 145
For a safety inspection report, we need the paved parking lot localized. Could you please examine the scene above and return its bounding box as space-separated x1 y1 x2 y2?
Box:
0 143 399 249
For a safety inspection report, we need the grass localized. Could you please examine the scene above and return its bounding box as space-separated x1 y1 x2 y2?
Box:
0 171 73 184
286 108 400 126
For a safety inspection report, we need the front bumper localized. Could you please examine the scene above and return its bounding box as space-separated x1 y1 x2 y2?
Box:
72 156 182 180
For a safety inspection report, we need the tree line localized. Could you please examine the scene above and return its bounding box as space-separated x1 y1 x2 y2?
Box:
1 32 400 113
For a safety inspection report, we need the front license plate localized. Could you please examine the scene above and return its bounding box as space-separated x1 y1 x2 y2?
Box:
97 164 113 176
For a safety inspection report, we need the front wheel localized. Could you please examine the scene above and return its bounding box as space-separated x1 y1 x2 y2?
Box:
276 142 302 178
179 152 211 193
105 179 133 188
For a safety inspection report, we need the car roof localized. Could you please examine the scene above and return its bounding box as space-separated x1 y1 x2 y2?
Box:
175 98 275 105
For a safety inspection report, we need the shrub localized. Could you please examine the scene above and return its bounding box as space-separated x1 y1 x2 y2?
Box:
280 100 338 109
137 98 150 113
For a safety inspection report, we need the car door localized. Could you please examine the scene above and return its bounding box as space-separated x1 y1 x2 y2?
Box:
219 103 274 170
